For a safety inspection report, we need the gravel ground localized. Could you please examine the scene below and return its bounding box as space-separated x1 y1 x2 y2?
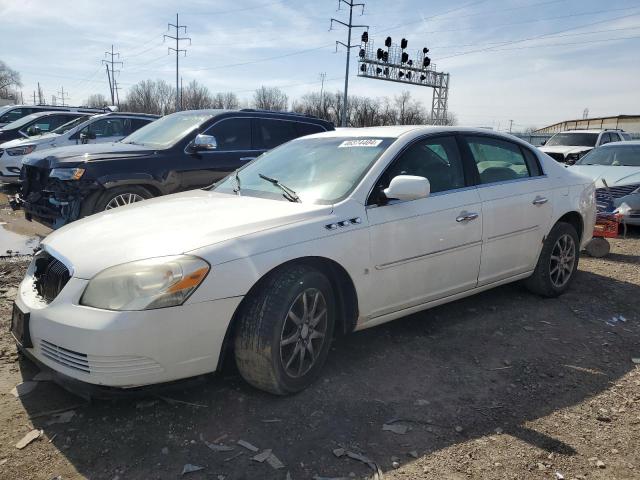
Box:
0 204 638 479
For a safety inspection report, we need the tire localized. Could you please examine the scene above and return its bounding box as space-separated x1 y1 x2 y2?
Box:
524 221 580 297
234 264 336 395
92 185 153 213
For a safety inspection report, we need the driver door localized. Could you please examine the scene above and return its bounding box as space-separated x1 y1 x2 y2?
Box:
365 135 482 319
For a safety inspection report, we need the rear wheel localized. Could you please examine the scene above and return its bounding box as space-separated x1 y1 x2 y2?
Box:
234 264 336 395
525 221 580 297
93 186 153 213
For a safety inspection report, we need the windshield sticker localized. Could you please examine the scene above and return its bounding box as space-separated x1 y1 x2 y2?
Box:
338 139 383 148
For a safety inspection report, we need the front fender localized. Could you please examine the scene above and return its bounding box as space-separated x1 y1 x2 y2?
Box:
95 173 172 195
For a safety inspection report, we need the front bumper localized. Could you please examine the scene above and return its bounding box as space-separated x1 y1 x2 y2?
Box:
15 272 242 389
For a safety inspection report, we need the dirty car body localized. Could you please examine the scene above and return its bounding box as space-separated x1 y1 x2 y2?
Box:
17 109 333 228
12 126 596 395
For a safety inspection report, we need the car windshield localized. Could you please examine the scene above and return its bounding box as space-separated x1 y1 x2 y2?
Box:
546 132 598 147
121 110 219 148
576 145 640 166
51 115 91 134
212 136 396 204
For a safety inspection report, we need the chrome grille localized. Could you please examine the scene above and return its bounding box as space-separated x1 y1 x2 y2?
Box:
33 252 71 303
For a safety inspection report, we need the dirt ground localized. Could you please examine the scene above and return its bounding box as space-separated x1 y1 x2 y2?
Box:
0 194 639 479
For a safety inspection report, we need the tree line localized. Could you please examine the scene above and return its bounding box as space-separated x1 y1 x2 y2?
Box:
87 79 456 127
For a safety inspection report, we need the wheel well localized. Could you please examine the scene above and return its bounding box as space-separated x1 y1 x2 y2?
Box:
557 211 584 242
216 256 359 370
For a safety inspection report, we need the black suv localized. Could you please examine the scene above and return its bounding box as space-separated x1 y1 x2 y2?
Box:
18 109 334 228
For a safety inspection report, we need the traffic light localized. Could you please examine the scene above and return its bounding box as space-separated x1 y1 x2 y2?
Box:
401 52 409 63
376 48 383 60
400 38 408 49
359 48 365 58
361 31 369 43
382 51 389 62
360 64 366 73
385 36 392 48
376 67 382 75
423 47 429 54
423 57 431 68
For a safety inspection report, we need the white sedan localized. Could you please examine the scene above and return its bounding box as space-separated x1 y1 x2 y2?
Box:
12 126 596 395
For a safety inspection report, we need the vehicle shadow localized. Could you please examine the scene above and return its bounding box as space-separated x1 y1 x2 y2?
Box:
15 268 640 479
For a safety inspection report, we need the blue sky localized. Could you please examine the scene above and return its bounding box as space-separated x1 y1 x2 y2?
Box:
1 0 639 130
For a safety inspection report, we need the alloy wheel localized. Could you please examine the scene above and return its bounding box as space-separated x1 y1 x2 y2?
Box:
549 233 576 288
105 193 145 210
279 288 328 378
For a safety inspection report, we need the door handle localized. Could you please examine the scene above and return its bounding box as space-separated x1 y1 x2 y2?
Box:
532 196 548 206
456 211 479 223
239 157 255 162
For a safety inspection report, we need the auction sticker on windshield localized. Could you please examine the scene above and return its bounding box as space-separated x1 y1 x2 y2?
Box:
338 139 383 148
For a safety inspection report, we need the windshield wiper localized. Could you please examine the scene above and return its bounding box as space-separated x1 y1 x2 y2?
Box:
233 169 241 195
258 173 301 203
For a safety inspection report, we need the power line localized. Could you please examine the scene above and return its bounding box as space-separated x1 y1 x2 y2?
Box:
164 13 191 111
331 0 368 127
185 0 291 16
103 45 123 105
56 86 69 106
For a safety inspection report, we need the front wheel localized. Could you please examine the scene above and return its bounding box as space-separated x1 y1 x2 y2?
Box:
93 186 153 213
234 264 336 395
524 221 580 297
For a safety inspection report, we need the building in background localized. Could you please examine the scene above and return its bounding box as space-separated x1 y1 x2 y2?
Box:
535 114 640 134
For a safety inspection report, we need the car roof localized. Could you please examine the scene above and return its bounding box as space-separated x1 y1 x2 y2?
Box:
600 140 640 147
557 129 620 134
304 125 530 141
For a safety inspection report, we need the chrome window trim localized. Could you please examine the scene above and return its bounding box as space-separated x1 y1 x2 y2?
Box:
474 174 548 189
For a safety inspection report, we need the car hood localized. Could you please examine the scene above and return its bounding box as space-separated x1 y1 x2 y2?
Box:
539 145 592 156
0 133 59 149
22 142 155 168
42 190 332 279
568 165 640 187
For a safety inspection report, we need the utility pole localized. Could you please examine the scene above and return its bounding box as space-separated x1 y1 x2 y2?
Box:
180 76 184 110
164 13 191 112
330 0 367 127
37 82 43 105
32 91 36 105
319 72 326 104
509 119 514 133
103 45 122 106
57 86 68 106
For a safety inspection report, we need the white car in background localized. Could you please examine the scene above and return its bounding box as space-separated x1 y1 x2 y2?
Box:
11 126 595 396
0 113 158 183
570 141 640 225
539 129 626 164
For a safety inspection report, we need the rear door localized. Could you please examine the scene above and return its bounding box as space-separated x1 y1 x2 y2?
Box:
461 135 553 285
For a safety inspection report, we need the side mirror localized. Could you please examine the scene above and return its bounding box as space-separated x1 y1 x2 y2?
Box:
80 131 96 144
540 140 546 146
193 134 217 151
26 126 41 136
383 175 430 202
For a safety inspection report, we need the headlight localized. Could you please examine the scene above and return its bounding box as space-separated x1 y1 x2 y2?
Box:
80 256 210 311
6 145 36 156
49 167 85 180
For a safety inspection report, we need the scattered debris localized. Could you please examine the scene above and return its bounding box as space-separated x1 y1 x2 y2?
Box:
252 449 272 463
205 441 234 452
382 423 409 435
596 415 612 423
523 326 535 332
48 433 57 443
182 464 204 475
632 358 640 364
213 434 228 443
158 396 207 408
16 429 42 449
596 460 606 469
555 472 565 479
28 404 86 420
46 410 76 425
408 450 418 459
224 452 243 462
414 399 430 406
261 418 282 423
333 448 346 458
10 381 38 398
237 440 259 452
266 452 285 469
455 426 464 433
161 447 169 455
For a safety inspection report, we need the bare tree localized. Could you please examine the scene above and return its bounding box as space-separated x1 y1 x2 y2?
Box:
182 80 213 110
125 79 175 115
85 93 108 108
212 92 239 109
0 60 22 98
253 86 288 111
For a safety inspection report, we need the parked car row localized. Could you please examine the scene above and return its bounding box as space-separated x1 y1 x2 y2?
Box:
539 128 629 164
0 104 107 128
9 120 597 398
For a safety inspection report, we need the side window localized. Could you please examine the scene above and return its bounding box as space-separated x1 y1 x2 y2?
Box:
0 108 24 124
372 136 465 201
47 115 77 131
609 132 621 143
600 133 612 145
129 118 151 134
80 118 125 138
207 118 252 150
465 136 537 184
258 119 298 149
32 115 69 133
296 122 326 137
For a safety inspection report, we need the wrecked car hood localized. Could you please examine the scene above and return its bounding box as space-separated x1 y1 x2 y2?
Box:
568 165 640 188
42 190 332 279
22 142 155 168
539 145 592 156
